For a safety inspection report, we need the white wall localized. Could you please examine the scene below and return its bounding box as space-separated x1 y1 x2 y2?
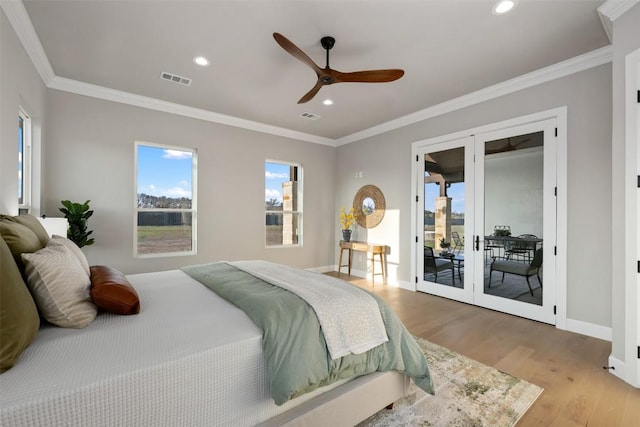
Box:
336 64 612 329
485 148 544 238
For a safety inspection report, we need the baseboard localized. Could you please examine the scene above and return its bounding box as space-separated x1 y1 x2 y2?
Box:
607 354 627 382
565 318 612 341
306 265 337 274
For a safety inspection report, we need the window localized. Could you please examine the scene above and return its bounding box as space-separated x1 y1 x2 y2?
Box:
265 160 302 247
18 109 31 211
135 142 197 256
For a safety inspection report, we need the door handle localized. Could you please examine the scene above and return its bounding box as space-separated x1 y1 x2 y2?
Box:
475 235 480 251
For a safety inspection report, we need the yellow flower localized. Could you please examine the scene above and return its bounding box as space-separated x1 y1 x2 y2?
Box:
340 207 355 230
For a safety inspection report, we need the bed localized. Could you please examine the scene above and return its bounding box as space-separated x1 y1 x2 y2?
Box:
0 215 433 426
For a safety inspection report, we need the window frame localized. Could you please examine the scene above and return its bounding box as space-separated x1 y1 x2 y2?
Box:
18 108 32 212
134 141 198 258
265 159 303 248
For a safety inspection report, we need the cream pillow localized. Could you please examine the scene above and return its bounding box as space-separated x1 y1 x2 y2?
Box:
50 235 90 277
21 243 96 328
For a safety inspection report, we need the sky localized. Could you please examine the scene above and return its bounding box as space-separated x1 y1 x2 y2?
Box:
265 162 290 203
137 145 193 199
425 182 465 214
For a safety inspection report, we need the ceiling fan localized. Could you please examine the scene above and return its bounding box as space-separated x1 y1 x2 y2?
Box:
273 32 404 104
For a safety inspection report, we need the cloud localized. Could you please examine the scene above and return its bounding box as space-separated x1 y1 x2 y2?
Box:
265 188 282 201
140 183 191 199
265 171 289 179
165 187 192 198
163 149 192 160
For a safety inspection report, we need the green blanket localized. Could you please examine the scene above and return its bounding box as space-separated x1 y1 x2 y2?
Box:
182 262 434 405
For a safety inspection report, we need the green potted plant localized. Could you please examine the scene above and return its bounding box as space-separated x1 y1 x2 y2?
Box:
439 237 451 253
59 200 95 248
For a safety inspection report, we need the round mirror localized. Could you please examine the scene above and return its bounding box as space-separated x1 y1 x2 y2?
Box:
362 197 375 215
353 185 385 228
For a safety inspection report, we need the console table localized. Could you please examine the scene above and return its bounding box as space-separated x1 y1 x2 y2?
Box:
338 240 390 284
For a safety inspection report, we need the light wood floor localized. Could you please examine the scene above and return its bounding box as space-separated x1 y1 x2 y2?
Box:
327 272 640 426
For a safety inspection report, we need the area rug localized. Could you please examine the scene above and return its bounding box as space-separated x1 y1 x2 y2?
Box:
359 337 543 427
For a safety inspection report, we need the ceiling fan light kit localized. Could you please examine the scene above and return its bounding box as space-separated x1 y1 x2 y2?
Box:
273 32 404 104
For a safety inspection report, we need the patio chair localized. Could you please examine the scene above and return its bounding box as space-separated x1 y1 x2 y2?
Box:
452 231 464 254
424 246 455 286
489 248 543 296
505 234 538 262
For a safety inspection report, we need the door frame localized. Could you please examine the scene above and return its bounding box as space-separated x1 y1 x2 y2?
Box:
410 107 568 328
622 47 640 387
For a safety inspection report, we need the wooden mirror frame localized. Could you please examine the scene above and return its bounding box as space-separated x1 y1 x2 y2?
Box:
353 185 385 228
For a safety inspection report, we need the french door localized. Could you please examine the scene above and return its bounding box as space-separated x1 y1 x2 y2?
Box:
416 119 557 324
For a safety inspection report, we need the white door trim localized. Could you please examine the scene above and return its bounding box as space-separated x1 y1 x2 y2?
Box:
623 47 640 388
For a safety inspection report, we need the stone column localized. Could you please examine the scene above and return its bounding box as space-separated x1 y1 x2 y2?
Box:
434 196 451 248
282 181 297 245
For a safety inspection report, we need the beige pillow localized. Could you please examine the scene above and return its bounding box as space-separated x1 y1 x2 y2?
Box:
21 243 96 328
50 235 90 277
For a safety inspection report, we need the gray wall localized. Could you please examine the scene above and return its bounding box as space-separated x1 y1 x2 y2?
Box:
0 9 47 216
336 64 612 328
41 91 337 273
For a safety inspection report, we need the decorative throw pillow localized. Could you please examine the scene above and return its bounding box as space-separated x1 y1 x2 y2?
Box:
0 220 44 273
90 265 140 315
49 235 90 277
1 214 50 247
21 243 96 328
0 237 40 373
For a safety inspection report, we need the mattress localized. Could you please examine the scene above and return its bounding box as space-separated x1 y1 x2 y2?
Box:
0 270 350 426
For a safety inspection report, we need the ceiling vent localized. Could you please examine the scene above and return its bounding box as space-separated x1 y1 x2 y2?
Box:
300 112 320 120
160 72 192 86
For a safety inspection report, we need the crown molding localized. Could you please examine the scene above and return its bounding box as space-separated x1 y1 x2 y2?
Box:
336 45 613 146
598 0 640 41
1 0 54 85
48 76 336 146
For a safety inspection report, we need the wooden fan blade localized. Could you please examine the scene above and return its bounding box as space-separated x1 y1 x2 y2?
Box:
273 33 322 74
333 69 404 83
297 80 324 104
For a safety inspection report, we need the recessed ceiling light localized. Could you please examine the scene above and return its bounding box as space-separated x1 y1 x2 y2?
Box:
492 0 516 15
193 56 210 67
323 99 333 106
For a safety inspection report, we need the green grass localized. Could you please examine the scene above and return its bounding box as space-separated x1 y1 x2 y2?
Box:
137 225 192 254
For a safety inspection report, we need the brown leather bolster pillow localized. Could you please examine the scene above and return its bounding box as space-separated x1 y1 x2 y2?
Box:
90 265 140 315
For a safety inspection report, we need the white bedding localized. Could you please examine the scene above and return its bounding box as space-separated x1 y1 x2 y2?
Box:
0 270 350 426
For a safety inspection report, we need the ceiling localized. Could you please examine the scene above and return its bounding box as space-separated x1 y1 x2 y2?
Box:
16 0 610 143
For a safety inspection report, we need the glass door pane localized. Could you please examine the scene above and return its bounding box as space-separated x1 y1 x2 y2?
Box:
483 131 544 305
473 119 556 325
417 137 474 304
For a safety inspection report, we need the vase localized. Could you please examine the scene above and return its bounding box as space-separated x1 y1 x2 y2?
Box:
342 229 352 242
